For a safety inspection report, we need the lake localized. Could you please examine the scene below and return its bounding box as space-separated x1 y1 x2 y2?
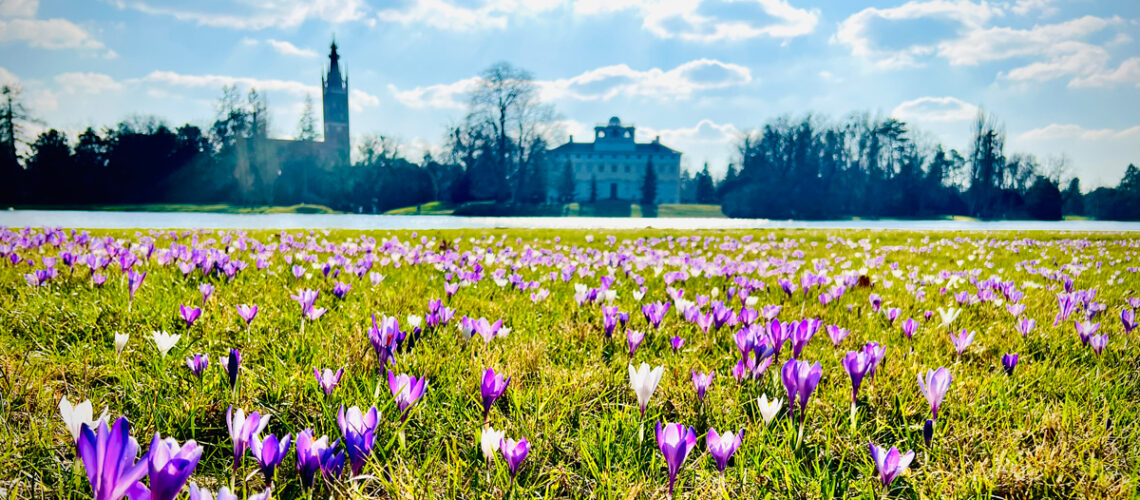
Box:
2 209 1139 231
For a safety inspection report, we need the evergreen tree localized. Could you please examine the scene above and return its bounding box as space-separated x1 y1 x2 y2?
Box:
558 161 575 203
0 84 32 203
696 162 715 203
1061 178 1083 216
26 129 72 203
1023 175 1062 220
296 94 319 142
717 163 738 201
641 158 657 216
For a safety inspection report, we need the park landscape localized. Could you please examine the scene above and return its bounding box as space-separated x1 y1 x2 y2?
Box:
0 226 1138 499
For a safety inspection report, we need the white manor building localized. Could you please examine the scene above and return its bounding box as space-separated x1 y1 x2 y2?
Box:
548 117 681 204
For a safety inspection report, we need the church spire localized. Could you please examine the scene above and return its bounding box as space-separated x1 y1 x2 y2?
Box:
326 38 343 89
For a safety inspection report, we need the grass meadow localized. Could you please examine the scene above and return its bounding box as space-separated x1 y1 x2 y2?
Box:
0 228 1137 499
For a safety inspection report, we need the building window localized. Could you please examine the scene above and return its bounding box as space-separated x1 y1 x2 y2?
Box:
625 165 630 173
611 165 617 172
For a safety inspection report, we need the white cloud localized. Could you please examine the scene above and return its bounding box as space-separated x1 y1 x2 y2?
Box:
125 0 368 30
1011 0 1058 17
891 96 978 122
938 15 1116 66
0 0 38 17
1068 57 1140 88
833 0 1000 68
350 89 380 112
576 0 819 42
0 17 109 53
0 66 19 87
54 72 123 94
641 119 742 144
388 77 480 110
377 0 561 31
1018 124 1140 141
834 0 1128 87
391 59 752 109
264 39 319 58
138 71 380 108
376 0 817 41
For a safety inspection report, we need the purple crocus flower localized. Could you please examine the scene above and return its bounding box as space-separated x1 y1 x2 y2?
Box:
220 349 241 390
369 314 399 366
654 422 697 496
691 371 714 403
1002 353 1018 376
670 335 685 353
185 354 209 378
76 417 148 500
146 433 203 500
790 318 820 358
179 304 201 328
127 270 146 303
602 306 620 338
627 329 645 356
706 427 742 473
225 406 270 471
1122 309 1136 333
1015 317 1035 337
199 283 214 305
1075 321 1099 344
864 342 885 381
387 370 427 422
1090 334 1108 355
481 368 511 421
332 281 351 299
290 289 319 316
923 419 934 447
781 359 822 423
500 436 529 482
842 351 871 403
641 301 670 329
295 429 337 490
869 442 914 488
827 325 849 347
250 432 292 485
950 329 975 358
900 318 918 340
314 367 345 396
444 282 459 297
884 307 900 324
917 367 952 420
235 304 258 326
337 405 378 477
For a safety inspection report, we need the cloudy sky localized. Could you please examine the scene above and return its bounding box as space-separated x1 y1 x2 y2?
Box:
1 0 1136 186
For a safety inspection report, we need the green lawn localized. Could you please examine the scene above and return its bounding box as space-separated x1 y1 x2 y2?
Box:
1 228 1136 498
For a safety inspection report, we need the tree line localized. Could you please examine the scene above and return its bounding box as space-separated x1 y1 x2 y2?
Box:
1 64 1137 219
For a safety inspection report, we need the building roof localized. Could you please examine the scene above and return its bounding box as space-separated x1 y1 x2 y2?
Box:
549 141 680 155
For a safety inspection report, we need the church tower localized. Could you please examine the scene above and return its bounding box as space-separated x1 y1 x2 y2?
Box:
321 40 349 165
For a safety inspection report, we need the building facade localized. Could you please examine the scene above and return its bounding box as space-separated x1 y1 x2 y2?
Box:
548 117 681 204
244 40 350 204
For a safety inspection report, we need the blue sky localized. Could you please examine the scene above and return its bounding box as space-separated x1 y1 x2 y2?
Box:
0 0 1136 187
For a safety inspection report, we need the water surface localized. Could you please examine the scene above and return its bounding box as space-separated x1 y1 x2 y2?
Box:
2 210 1138 232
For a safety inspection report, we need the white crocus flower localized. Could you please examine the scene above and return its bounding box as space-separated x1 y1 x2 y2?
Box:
937 307 960 329
604 290 617 303
59 396 108 442
633 290 646 302
151 330 181 357
757 394 783 425
497 327 511 338
480 426 504 462
494 278 508 288
406 315 423 330
114 332 129 355
745 296 759 307
574 283 587 295
628 362 664 416
711 287 720 298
